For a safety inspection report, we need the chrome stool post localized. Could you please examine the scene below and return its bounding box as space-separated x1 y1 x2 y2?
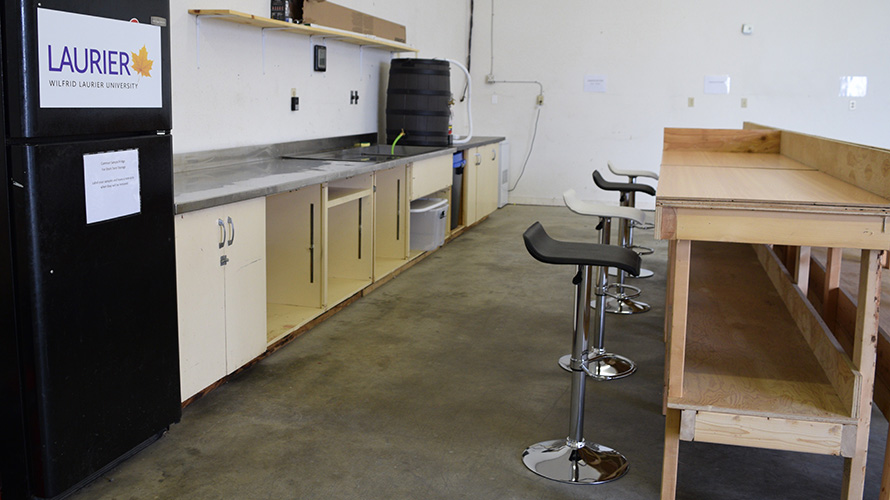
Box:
608 161 659 234
521 222 640 484
593 170 654 314
558 190 641 380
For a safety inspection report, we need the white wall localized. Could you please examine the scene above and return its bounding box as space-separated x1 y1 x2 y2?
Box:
171 1 890 210
469 0 890 208
170 0 471 153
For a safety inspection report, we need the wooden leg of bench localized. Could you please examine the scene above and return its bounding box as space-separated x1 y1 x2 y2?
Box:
822 248 843 330
661 408 682 500
842 249 882 500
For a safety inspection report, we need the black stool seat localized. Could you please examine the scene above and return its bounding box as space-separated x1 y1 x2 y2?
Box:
593 170 656 196
523 222 640 276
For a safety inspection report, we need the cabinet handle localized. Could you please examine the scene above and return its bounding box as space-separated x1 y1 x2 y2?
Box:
227 217 235 246
218 219 226 249
309 203 315 284
396 179 401 240
491 149 497 161
357 198 363 259
475 153 482 166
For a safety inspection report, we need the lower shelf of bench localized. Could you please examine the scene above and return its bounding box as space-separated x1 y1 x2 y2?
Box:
675 409 854 456
667 241 860 455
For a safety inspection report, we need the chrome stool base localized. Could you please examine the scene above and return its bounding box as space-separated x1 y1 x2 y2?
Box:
522 439 629 485
558 354 636 380
605 296 651 315
632 220 654 230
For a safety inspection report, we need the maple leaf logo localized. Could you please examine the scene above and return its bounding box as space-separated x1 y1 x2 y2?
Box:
131 46 153 78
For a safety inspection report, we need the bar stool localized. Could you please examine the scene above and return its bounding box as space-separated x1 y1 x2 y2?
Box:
607 161 658 233
560 189 645 380
592 170 655 314
521 221 641 484
602 164 657 275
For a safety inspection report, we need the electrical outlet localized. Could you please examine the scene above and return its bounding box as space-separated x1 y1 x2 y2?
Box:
849 100 857 110
536 94 544 105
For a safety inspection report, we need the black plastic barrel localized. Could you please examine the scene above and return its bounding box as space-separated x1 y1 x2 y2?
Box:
386 58 451 147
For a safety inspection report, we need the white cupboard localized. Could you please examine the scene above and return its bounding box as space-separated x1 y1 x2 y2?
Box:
174 197 267 401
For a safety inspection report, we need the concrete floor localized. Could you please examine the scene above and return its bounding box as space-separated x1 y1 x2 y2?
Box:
71 204 888 500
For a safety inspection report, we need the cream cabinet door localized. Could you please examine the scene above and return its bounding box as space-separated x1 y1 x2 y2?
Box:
463 148 479 225
222 197 267 373
175 207 227 401
476 144 500 218
174 197 267 401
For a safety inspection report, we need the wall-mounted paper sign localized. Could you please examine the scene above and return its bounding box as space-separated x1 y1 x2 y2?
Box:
704 75 731 94
839 76 867 97
584 75 608 93
83 149 141 224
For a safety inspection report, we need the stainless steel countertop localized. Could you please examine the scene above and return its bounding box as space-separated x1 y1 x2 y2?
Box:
173 136 504 214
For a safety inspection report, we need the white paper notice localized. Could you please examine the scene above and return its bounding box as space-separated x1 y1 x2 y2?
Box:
584 75 608 93
839 76 868 97
83 149 141 224
704 75 731 94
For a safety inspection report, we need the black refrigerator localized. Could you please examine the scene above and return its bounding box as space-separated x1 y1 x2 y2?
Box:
0 1 180 499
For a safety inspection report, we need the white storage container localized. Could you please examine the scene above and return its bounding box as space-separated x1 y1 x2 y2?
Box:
410 198 448 251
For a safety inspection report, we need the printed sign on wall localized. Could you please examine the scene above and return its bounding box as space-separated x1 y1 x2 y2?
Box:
37 8 162 108
83 149 141 224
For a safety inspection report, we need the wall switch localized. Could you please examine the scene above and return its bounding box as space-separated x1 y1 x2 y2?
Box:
491 94 498 105
291 96 299 111
741 97 748 108
536 94 544 105
688 97 695 107
741 24 753 35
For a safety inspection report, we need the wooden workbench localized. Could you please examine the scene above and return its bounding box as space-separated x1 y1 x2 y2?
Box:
656 126 890 499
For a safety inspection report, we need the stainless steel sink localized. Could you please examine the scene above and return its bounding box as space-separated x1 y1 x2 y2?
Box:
282 144 442 163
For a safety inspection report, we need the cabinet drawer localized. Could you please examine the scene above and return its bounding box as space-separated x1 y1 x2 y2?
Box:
410 155 451 200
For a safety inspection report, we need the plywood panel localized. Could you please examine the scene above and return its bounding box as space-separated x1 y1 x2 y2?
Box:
659 206 890 250
692 411 845 455
266 186 322 307
669 241 855 423
663 128 781 153
657 165 890 207
753 244 859 415
780 130 890 200
661 151 813 170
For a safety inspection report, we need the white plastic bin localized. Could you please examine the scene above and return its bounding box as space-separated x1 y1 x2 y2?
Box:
410 198 448 251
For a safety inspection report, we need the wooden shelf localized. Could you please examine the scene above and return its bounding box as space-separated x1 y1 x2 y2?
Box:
327 187 373 208
671 241 857 424
267 303 323 344
327 276 370 306
374 256 407 279
188 9 417 53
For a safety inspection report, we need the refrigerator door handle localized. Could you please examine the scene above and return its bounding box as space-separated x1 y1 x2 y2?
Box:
218 219 226 249
227 217 235 246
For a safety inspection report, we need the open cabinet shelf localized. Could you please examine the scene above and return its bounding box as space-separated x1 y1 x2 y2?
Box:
672 241 859 455
188 9 417 52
